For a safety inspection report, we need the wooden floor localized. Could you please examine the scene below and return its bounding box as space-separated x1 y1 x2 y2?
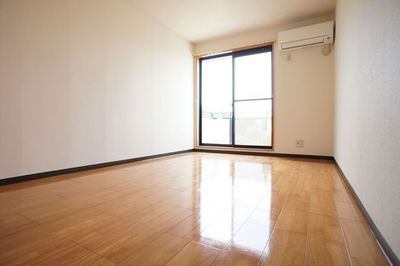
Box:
0 152 389 265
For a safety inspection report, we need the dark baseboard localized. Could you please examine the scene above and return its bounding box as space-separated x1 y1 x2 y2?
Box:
0 149 194 186
0 148 333 186
193 148 334 161
333 158 399 266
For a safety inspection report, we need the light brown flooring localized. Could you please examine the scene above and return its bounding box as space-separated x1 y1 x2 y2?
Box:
0 152 389 265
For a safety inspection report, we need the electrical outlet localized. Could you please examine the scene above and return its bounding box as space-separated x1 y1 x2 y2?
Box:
296 139 304 148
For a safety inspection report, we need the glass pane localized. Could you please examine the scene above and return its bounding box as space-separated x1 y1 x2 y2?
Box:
234 100 272 146
234 52 272 100
201 55 232 144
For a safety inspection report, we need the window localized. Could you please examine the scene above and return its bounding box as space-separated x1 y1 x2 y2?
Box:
199 45 273 148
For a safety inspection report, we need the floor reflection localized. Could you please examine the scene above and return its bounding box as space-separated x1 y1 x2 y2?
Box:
194 156 274 253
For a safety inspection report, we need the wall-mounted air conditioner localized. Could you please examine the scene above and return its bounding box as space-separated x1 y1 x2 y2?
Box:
278 21 334 52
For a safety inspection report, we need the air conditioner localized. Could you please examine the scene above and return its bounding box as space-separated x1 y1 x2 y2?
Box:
278 21 334 51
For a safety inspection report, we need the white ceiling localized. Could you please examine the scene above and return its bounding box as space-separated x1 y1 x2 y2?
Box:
133 0 336 43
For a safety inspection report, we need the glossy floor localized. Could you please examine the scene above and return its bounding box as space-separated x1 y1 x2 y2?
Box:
0 152 389 265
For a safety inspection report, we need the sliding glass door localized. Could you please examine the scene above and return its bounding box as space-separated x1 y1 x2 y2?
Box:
200 55 233 145
199 45 272 148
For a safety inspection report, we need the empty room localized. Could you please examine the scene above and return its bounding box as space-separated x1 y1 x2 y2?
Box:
0 0 399 265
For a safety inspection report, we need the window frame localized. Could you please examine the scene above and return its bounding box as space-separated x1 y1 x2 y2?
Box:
198 44 273 149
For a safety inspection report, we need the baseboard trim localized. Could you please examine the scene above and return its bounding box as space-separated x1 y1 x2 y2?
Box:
0 149 194 186
1 149 333 186
193 148 334 160
333 158 399 266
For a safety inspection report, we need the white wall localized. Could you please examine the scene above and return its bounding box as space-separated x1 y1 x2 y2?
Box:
0 0 193 179
335 0 400 258
194 16 334 156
